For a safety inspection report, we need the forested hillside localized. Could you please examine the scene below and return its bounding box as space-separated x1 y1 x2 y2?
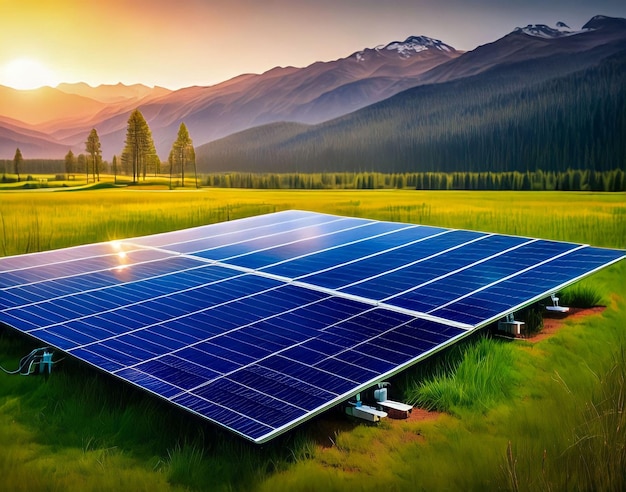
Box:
196 48 626 174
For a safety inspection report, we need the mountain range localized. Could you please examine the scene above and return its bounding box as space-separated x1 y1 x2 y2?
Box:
1 14 625 173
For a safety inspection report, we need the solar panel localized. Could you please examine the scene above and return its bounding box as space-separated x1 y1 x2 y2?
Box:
1 210 624 442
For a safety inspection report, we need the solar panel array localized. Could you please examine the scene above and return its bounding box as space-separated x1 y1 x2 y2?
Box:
1 210 624 442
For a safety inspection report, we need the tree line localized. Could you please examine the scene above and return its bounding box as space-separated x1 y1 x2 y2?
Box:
204 169 626 192
3 110 198 187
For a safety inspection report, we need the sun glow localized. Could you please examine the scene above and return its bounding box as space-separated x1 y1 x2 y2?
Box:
1 58 59 90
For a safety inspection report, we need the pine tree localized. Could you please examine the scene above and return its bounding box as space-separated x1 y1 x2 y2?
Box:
85 129 102 182
13 148 23 182
169 123 196 188
122 110 157 183
64 150 76 176
77 154 87 182
111 155 118 183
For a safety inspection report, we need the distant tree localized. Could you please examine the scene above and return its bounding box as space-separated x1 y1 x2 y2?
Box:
167 149 175 189
111 155 118 183
122 109 157 183
64 150 76 176
77 153 87 181
169 123 196 188
13 148 23 182
85 128 102 182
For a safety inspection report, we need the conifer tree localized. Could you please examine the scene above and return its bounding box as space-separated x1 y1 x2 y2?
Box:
76 154 87 182
169 123 196 188
13 148 23 182
111 155 118 183
85 129 102 182
122 110 157 183
64 150 76 176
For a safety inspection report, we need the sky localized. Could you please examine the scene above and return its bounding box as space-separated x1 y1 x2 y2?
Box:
1 0 625 90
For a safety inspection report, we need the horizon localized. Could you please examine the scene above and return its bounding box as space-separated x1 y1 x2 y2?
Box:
2 1 626 91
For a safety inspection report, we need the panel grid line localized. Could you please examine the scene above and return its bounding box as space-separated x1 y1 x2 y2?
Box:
26 271 250 334
1 261 212 309
380 238 540 303
427 244 589 317
253 224 420 271
336 233 493 291
128 212 339 252
163 301 379 400
216 219 375 263
293 228 453 281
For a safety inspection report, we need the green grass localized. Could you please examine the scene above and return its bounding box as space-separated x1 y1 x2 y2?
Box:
0 189 624 257
0 187 625 491
559 282 605 308
405 337 519 414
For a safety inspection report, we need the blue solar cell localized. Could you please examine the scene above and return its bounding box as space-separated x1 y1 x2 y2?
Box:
131 327 189 351
171 391 274 440
1 210 623 443
340 235 529 302
262 225 444 278
1 248 175 289
115 368 181 399
383 239 578 312
194 377 305 428
223 221 407 271
228 366 334 411
260 355 356 395
430 245 625 326
70 347 125 372
335 348 398 374
77 342 142 368
314 357 379 384
32 328 78 350
160 213 342 255
357 338 414 363
300 229 486 290
202 217 373 266
44 324 99 347
143 354 221 385
126 360 211 391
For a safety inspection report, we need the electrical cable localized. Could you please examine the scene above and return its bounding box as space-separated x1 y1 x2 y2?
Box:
0 347 54 376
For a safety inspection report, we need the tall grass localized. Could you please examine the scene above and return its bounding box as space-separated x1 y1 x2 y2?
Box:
0 189 624 257
405 337 519 414
559 283 605 308
502 348 626 491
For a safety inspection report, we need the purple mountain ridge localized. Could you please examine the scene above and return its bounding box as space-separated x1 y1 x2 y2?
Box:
0 15 624 160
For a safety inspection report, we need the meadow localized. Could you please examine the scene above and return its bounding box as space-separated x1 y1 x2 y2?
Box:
0 184 625 491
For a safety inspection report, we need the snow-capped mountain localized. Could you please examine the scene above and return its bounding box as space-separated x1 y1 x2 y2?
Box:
514 22 578 38
355 36 455 61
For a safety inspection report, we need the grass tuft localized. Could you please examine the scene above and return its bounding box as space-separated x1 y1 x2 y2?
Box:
559 282 604 308
405 336 519 414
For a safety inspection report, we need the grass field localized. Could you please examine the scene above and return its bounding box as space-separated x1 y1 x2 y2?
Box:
1 186 625 491
1 187 624 257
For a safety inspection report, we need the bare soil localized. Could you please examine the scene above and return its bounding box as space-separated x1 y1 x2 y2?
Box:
528 306 605 342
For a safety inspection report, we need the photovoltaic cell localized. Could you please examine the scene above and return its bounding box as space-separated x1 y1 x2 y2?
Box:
0 210 623 443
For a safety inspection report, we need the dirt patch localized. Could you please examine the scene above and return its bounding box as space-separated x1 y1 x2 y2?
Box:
308 406 442 447
400 407 442 423
527 306 605 342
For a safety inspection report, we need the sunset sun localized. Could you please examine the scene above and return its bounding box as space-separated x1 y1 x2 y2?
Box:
1 57 59 90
